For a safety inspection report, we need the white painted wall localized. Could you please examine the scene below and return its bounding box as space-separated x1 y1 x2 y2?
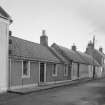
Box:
0 18 9 93
88 65 93 78
95 67 102 78
71 63 78 80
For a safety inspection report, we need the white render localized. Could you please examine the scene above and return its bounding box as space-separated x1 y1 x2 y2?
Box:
0 18 9 93
88 65 93 78
95 67 102 77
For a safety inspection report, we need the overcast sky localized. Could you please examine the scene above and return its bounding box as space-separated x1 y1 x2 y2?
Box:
1 0 105 52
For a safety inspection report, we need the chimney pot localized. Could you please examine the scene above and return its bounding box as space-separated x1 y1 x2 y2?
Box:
87 40 94 49
99 47 103 53
40 30 48 46
72 43 76 51
9 31 12 36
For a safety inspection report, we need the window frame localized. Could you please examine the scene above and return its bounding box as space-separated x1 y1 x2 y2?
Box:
104 59 105 64
52 64 57 77
102 58 105 64
22 60 30 78
64 64 68 76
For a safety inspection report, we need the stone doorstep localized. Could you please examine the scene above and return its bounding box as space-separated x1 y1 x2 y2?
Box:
8 78 92 95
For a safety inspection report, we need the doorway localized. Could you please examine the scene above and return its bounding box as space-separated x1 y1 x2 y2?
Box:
68 64 71 80
40 63 45 82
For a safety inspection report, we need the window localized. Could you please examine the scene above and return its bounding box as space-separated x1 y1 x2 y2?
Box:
102 58 105 64
22 60 30 78
9 49 12 55
9 31 12 36
64 64 68 76
104 59 105 64
9 39 12 44
52 64 57 76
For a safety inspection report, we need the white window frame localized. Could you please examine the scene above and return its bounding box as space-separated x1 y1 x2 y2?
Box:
102 58 105 64
22 60 30 78
52 64 57 77
64 64 68 76
104 59 105 64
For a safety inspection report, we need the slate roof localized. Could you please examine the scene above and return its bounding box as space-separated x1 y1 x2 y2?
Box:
50 47 69 64
94 49 105 58
76 51 99 66
88 49 105 65
52 43 86 64
0 6 12 23
52 43 99 66
9 36 60 63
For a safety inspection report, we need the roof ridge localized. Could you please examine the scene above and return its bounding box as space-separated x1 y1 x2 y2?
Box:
52 43 73 62
10 35 44 47
75 51 90 65
49 47 64 63
9 36 60 63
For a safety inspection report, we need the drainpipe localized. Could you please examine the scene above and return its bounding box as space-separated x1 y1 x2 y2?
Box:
92 56 95 79
77 63 80 79
93 66 95 79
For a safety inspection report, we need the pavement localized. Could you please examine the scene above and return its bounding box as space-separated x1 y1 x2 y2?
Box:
8 78 92 94
0 77 105 105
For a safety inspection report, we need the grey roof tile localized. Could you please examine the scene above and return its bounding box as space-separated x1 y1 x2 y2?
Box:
50 47 69 64
52 43 99 66
9 36 60 63
52 43 85 63
77 51 99 66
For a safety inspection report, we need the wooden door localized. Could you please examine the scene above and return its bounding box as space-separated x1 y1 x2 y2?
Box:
40 63 44 82
68 65 71 80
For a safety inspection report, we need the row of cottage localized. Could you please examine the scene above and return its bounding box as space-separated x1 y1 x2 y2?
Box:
8 30 105 90
0 6 105 93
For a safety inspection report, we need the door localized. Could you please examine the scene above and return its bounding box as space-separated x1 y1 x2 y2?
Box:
68 64 71 80
40 63 44 82
93 66 95 79
77 63 79 79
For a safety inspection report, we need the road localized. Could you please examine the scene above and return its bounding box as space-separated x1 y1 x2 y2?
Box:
1 78 105 105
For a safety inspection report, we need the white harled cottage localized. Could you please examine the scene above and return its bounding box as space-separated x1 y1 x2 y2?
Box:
0 6 12 93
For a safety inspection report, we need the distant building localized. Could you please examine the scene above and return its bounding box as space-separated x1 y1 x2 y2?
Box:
86 38 105 77
51 43 99 80
0 6 12 93
8 30 100 92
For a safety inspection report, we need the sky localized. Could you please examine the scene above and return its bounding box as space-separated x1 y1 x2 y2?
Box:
0 0 105 52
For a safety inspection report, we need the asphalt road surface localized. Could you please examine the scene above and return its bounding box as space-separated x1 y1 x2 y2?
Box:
1 78 105 105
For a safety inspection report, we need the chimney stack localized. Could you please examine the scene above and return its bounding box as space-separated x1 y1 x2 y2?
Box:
40 30 48 46
9 30 12 36
72 43 76 51
99 47 103 53
87 40 94 49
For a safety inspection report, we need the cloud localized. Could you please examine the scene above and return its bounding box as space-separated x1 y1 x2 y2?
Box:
73 0 105 34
